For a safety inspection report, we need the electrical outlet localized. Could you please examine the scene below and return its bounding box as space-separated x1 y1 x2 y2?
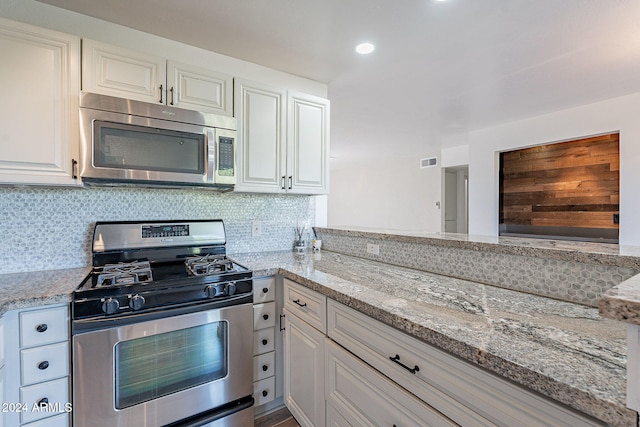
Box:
366 243 380 256
252 221 262 237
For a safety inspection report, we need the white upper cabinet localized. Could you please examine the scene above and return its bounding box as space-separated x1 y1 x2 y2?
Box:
82 39 165 104
287 92 330 194
234 80 287 193
167 61 233 115
0 17 80 186
234 79 330 194
82 39 233 116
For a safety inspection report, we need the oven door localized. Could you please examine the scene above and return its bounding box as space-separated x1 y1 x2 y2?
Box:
73 302 253 427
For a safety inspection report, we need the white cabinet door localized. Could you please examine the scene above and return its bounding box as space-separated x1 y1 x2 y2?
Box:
287 92 330 194
82 39 165 104
167 61 233 116
234 80 330 195
234 79 287 193
0 18 80 186
283 309 325 427
326 340 456 427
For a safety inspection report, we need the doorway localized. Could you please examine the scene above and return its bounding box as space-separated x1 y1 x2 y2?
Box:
442 166 468 234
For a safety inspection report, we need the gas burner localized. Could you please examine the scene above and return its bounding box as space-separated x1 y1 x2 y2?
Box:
96 261 153 287
185 254 237 276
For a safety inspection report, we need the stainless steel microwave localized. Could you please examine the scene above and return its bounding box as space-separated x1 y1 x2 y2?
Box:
79 92 237 189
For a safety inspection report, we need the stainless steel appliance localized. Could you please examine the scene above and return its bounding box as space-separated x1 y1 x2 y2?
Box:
72 220 254 427
79 92 237 189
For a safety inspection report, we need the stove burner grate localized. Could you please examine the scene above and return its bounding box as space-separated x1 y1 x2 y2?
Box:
185 254 237 276
96 261 153 287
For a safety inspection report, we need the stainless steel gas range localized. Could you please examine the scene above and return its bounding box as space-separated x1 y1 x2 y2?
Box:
72 220 254 427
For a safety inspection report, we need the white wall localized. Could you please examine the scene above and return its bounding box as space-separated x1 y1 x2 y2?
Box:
0 0 327 97
468 91 640 245
328 154 441 233
441 145 469 168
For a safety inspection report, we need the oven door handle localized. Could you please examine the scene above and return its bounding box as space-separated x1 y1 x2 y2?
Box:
167 396 254 427
73 293 253 334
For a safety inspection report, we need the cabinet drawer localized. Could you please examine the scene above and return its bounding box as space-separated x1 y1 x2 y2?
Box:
253 327 275 356
327 402 353 427
20 306 68 348
253 277 275 303
327 300 603 427
253 351 275 382
283 279 326 333
253 376 276 407
253 302 276 330
326 340 455 427
22 413 69 427
21 342 69 386
20 377 69 424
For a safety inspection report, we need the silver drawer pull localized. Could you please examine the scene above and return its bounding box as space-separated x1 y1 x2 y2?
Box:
293 299 307 307
389 354 419 374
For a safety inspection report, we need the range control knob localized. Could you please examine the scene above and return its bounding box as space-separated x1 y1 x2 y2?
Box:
129 294 145 311
205 285 220 298
225 282 237 296
102 298 120 315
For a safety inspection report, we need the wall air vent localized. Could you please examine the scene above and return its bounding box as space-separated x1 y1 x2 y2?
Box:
420 157 438 168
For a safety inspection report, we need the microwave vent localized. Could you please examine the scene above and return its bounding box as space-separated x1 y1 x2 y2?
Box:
420 157 438 168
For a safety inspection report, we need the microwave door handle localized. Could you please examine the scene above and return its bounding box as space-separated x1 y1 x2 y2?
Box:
207 129 216 183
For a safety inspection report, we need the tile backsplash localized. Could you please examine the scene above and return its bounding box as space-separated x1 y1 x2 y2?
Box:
318 229 637 307
0 187 315 274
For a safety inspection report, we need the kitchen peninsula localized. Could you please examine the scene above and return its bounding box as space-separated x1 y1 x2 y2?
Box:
1 231 639 426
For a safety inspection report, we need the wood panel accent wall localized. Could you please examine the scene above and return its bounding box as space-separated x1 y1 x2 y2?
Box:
499 133 619 236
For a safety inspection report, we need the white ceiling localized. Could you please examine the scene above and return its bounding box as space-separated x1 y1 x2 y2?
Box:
37 0 640 164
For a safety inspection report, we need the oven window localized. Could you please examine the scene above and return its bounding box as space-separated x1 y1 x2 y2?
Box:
115 321 228 409
94 121 205 174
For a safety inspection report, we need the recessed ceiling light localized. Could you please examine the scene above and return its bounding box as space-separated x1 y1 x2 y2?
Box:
355 42 375 55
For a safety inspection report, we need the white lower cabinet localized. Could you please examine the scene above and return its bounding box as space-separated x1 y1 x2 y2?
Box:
22 413 69 427
253 277 283 414
326 402 352 427
253 376 276 407
327 299 604 427
325 340 455 427
283 308 325 427
2 304 70 427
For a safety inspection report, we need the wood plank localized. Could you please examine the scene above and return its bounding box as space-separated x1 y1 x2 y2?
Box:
500 132 619 237
531 204 619 212
503 194 616 206
502 163 611 180
501 153 618 173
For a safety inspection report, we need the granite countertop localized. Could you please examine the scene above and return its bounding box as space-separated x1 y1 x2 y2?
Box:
0 251 634 426
318 227 640 270
600 274 640 325
0 266 89 317
232 250 634 427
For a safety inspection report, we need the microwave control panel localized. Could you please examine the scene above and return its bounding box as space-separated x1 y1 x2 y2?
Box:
218 137 234 176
